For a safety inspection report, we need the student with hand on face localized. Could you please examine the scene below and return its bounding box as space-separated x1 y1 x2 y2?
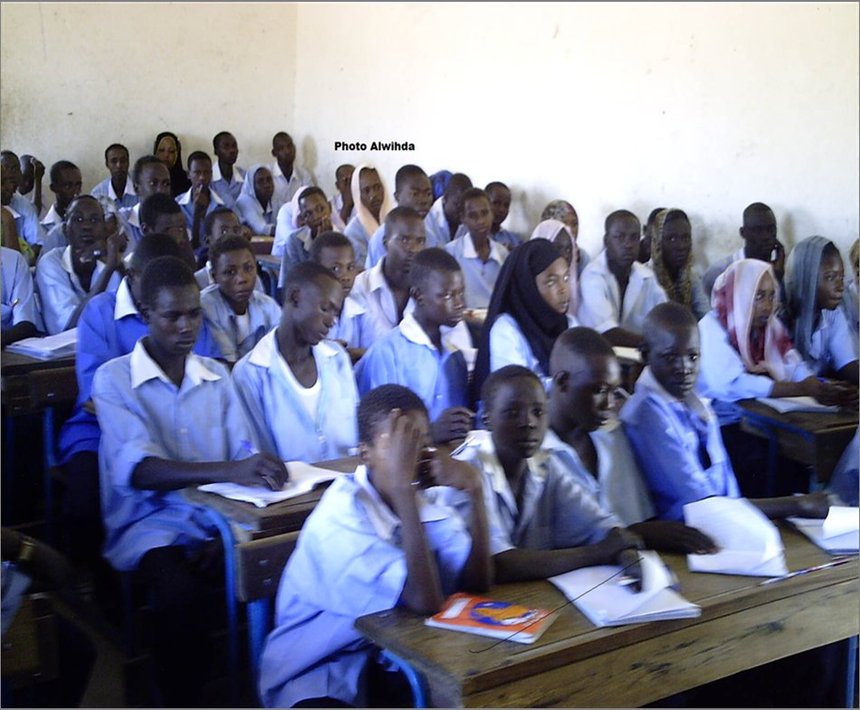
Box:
356 248 474 445
209 131 244 209
329 163 355 232
235 164 278 237
1 150 46 263
119 155 173 246
232 261 359 463
279 187 334 275
91 144 138 211
259 385 490 709
343 164 393 268
17 153 45 216
152 131 190 197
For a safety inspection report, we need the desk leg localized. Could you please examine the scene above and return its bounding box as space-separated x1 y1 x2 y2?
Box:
765 429 778 498
247 599 270 681
380 649 427 708
845 636 858 709
2 415 14 521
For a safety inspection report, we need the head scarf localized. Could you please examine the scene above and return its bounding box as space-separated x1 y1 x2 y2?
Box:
279 185 312 233
153 131 191 198
430 170 453 201
241 164 272 205
651 208 694 308
783 235 839 362
350 164 393 238
712 258 796 380
529 219 579 315
540 200 577 226
473 240 569 403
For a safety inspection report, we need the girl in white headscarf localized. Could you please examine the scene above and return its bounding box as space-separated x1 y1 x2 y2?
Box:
236 164 278 237
529 218 580 318
343 164 393 267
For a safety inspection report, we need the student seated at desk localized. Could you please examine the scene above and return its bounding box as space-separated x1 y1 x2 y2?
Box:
209 131 244 209
783 236 859 384
280 187 334 275
451 366 642 583
578 209 667 347
309 231 371 360
529 218 580 318
486 181 522 251
41 160 83 235
650 208 709 320
235 164 277 237
356 248 473 445
258 385 490 709
473 239 575 403
2 150 46 263
343 164 393 268
1 244 40 345
90 143 138 211
622 302 830 522
194 208 256 287
540 199 589 275
546 328 717 554
424 172 471 248
118 155 173 246
232 261 359 462
175 151 231 252
35 195 126 334
200 235 280 364
443 188 508 309
329 163 355 232
137 192 195 266
92 255 287 706
152 130 191 197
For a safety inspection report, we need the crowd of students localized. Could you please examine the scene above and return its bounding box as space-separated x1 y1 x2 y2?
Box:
1 130 859 708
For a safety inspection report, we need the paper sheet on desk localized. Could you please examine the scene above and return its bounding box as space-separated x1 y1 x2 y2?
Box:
683 497 788 576
198 461 343 507
757 396 839 414
5 328 78 359
788 506 859 554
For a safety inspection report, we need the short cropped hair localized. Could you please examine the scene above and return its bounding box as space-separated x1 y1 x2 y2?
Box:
64 194 100 221
742 202 773 223
186 151 211 170
460 187 489 207
409 247 461 291
384 205 422 240
604 209 639 233
212 131 232 152
104 143 129 161
485 181 509 193
203 207 237 237
282 260 339 294
481 365 542 411
140 255 197 309
50 160 79 184
357 384 428 444
549 326 615 375
132 155 164 186
394 164 427 192
209 234 253 266
140 192 181 228
130 233 183 273
443 173 472 198
297 186 327 204
309 231 353 262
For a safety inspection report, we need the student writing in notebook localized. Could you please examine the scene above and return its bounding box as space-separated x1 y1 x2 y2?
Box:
259 385 490 708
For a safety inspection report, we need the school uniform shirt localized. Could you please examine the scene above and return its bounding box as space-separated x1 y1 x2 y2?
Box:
40 223 68 256
541 426 656 527
449 430 619 554
176 186 229 229
57 278 223 463
210 163 244 209
696 310 811 424
200 283 280 363
702 247 745 302
92 340 254 571
117 203 144 245
9 193 46 246
90 176 138 210
424 197 466 248
444 233 508 309
34 245 122 334
355 311 469 421
329 193 354 233
844 281 859 336
621 366 740 522
40 203 63 233
258 464 472 708
271 202 298 258
363 223 388 270
235 192 276 237
1 246 39 331
489 312 578 390
343 214 372 269
232 329 359 462
578 250 668 335
328 295 373 349
277 226 313 286
492 228 523 251
271 163 314 206
796 307 858 376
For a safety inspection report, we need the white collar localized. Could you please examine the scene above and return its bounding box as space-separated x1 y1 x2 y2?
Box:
129 338 221 389
367 259 389 294
399 311 456 353
212 162 243 184
176 187 225 206
247 327 339 368
41 203 61 226
634 366 714 424
114 277 139 320
3 204 21 219
271 162 300 182
60 245 75 275
461 233 506 263
109 177 136 200
341 295 366 318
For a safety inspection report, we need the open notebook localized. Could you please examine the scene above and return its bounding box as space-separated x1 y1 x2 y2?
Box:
683 497 788 576
788 506 859 554
5 328 78 359
549 550 700 627
757 396 839 414
198 461 344 507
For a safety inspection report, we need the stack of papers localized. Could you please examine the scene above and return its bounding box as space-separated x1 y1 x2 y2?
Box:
198 461 343 507
5 328 77 359
757 396 839 414
549 550 700 627
788 506 859 554
683 497 788 576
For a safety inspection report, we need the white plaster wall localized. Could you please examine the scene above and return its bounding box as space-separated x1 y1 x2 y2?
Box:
2 2 857 265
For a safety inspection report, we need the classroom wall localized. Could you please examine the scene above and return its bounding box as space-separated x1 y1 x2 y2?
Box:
2 2 857 267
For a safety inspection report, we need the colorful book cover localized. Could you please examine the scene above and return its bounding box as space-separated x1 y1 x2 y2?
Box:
424 593 557 644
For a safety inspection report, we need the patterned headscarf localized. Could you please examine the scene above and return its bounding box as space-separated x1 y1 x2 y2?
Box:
651 208 693 310
712 258 796 380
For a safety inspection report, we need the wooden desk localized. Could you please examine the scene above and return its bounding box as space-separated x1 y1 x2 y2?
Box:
1 352 77 416
738 399 858 486
356 526 858 708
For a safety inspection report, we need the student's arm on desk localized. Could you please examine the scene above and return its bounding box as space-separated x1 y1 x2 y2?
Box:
1 320 38 348
751 490 829 520
769 376 855 407
132 453 288 492
628 520 718 555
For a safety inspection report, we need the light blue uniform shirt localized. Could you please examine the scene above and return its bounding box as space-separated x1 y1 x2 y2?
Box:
175 186 229 230
355 311 469 421
9 194 46 246
450 430 618 554
799 307 858 376
258 464 472 708
90 176 138 210
424 197 466 248
210 162 244 209
621 366 740 522
232 329 359 462
277 226 313 287
343 215 372 269
491 228 523 251
271 163 314 206
1 246 39 331
118 204 144 245
200 283 280 363
363 223 388 270
40 223 67 256
443 233 508 309
34 245 122 334
328 295 373 349
235 193 276 237
92 340 255 571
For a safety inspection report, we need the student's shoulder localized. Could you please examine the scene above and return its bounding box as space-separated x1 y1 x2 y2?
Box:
1 245 29 273
10 194 38 219
93 349 134 387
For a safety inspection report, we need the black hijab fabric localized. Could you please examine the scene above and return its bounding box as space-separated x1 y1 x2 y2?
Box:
472 239 568 404
153 131 192 197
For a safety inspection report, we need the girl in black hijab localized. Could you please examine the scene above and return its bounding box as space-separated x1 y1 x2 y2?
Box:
153 131 192 197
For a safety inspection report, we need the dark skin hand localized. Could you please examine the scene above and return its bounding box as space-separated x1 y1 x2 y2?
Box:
629 520 719 555
431 406 474 444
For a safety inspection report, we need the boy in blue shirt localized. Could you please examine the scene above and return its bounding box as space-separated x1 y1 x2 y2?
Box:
201 234 280 363
425 172 471 248
232 261 359 463
486 181 522 250
259 384 490 708
41 160 83 235
91 144 138 210
175 151 231 251
93 255 287 706
2 150 46 262
119 155 172 245
1 244 39 345
280 186 333 275
356 248 474 444
210 131 244 208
